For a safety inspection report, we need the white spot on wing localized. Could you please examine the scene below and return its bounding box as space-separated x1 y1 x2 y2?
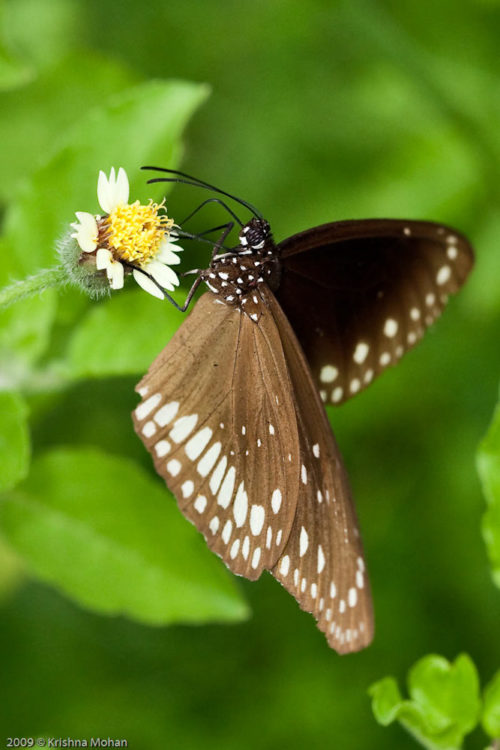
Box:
135 393 161 421
317 545 325 573
251 547 261 569
166 459 181 477
353 342 369 364
280 555 290 576
153 400 179 427
271 489 282 513
170 413 198 443
185 427 213 461
436 265 451 285
217 466 236 509
194 495 207 513
250 505 265 535
181 480 194 498
233 482 248 527
320 365 338 383
154 440 171 457
299 526 309 557
197 442 222 477
383 318 398 337
209 456 228 495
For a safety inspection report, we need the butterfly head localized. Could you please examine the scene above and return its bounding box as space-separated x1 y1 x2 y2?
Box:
238 218 271 254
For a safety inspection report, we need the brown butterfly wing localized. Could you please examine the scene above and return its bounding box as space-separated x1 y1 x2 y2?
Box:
277 219 474 405
263 287 374 653
133 292 300 579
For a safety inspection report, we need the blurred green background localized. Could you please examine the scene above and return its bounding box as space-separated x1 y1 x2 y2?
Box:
1 0 500 748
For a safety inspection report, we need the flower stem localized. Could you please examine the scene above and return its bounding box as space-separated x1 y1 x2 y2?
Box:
0 266 67 309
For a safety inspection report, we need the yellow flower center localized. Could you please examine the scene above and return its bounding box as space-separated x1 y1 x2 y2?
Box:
105 200 174 266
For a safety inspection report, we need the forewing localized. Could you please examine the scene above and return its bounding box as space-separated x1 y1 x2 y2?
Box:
133 292 300 579
264 287 374 654
277 219 474 405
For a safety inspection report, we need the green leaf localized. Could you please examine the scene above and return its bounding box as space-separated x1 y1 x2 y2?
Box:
477 390 500 588
0 391 30 492
65 288 185 378
482 670 500 738
369 654 481 749
0 447 248 624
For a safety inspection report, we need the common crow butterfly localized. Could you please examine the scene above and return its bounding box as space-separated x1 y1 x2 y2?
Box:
132 167 474 654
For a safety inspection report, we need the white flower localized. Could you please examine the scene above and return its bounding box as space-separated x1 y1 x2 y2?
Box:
71 167 181 298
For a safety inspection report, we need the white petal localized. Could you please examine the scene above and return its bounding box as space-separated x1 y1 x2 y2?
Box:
115 167 130 206
146 260 180 289
74 211 97 231
133 269 165 299
97 170 113 214
108 261 124 290
96 247 113 270
157 247 181 265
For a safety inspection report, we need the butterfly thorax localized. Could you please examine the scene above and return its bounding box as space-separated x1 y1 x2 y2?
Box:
201 218 281 321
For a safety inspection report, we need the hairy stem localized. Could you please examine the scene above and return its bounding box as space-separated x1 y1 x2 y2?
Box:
0 267 67 309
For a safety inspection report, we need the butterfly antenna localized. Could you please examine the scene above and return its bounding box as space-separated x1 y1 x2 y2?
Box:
142 165 263 220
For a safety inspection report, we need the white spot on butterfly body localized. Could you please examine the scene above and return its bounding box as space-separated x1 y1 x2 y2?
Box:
135 393 162 420
170 413 198 443
313 444 320 458
218 272 229 280
210 456 228 494
233 482 248 526
320 365 338 383
250 505 265 535
218 466 236 508
194 495 207 513
251 548 261 569
299 526 309 556
197 442 222 477
317 545 325 573
271 489 282 513
384 318 398 337
142 421 156 438
353 342 369 364
436 265 451 285
154 401 179 427
166 459 181 477
181 480 194 498
185 427 213 460
209 516 219 533
154 440 171 457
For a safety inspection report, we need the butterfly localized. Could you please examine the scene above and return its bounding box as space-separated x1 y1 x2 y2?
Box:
132 167 475 654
